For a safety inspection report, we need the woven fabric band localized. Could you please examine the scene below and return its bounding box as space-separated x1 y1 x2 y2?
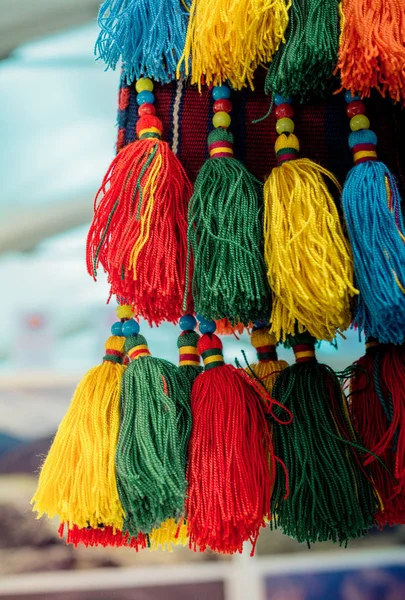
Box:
128 344 151 360
293 344 316 363
201 348 224 370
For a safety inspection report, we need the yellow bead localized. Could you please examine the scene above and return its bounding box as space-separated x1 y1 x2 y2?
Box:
212 111 231 128
350 114 370 131
275 133 300 153
276 118 295 135
116 305 134 319
135 78 154 93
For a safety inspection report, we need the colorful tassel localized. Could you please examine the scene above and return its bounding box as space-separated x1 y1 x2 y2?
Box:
270 331 380 545
186 324 287 554
31 335 126 531
338 0 405 102
149 519 189 551
187 85 271 325
87 78 193 326
179 0 290 90
348 339 405 527
247 326 288 394
116 332 187 536
95 0 190 84
264 98 357 342
265 0 340 99
341 94 405 344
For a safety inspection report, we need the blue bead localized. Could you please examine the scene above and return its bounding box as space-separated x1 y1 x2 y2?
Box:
179 314 197 331
122 319 140 337
344 90 361 104
212 85 231 100
196 313 207 322
199 320 216 334
348 129 378 149
274 94 293 106
137 91 155 106
111 321 123 336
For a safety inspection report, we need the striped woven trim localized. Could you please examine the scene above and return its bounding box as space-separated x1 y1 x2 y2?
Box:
256 344 278 361
103 348 123 364
179 346 201 367
293 344 316 363
365 340 379 350
128 344 151 360
201 348 224 370
209 140 234 158
138 126 162 139
352 143 377 165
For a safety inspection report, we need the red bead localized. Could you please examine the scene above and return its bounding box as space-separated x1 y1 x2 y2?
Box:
138 103 156 117
213 99 232 113
275 103 295 120
346 100 366 118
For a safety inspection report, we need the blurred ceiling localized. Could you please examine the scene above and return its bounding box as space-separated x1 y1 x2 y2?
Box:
0 0 100 59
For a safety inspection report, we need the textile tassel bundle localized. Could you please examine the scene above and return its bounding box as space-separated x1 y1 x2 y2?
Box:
58 523 147 550
186 319 289 554
348 340 405 527
116 329 188 537
341 93 405 344
95 0 190 83
31 334 126 531
179 0 290 89
265 0 340 99
270 331 380 545
187 85 271 325
264 97 357 342
247 325 288 394
338 0 405 102
86 77 193 325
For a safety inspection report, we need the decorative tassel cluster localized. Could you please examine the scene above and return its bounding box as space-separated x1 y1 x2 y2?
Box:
187 85 271 325
338 0 405 102
95 0 190 84
87 79 193 325
348 340 405 528
264 97 357 342
270 331 380 545
341 92 405 344
179 0 290 89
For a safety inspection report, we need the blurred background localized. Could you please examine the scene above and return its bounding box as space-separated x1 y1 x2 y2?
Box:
1 2 405 599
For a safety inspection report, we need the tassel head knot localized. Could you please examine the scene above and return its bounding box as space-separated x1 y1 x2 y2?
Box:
288 332 316 363
208 129 234 159
125 334 151 360
251 328 278 362
275 133 300 164
178 331 201 367
136 115 163 140
198 333 224 370
103 335 125 363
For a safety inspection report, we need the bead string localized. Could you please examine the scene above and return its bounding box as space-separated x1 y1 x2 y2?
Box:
208 85 234 158
273 94 299 164
344 91 378 166
135 78 164 140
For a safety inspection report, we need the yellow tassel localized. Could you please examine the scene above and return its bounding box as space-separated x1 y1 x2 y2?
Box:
264 152 358 341
178 0 291 90
31 336 126 531
149 518 188 552
246 327 288 394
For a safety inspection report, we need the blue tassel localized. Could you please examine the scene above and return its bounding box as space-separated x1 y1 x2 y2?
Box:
342 130 405 344
95 0 189 84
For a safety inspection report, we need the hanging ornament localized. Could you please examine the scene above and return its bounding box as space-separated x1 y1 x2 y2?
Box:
341 92 405 344
31 326 128 531
247 324 289 394
338 0 405 102
270 331 380 545
95 0 190 84
186 319 290 554
348 339 405 528
264 96 357 342
87 77 193 326
265 0 340 99
187 85 272 325
179 0 290 89
116 322 188 537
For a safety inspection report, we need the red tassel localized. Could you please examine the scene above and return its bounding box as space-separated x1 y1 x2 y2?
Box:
186 333 289 555
349 340 405 527
86 113 193 325
58 523 147 549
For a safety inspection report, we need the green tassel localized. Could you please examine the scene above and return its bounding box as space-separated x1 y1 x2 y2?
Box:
116 334 187 536
265 0 339 100
186 129 272 325
270 331 379 545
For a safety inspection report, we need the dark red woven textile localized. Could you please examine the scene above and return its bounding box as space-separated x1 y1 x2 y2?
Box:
116 70 405 192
